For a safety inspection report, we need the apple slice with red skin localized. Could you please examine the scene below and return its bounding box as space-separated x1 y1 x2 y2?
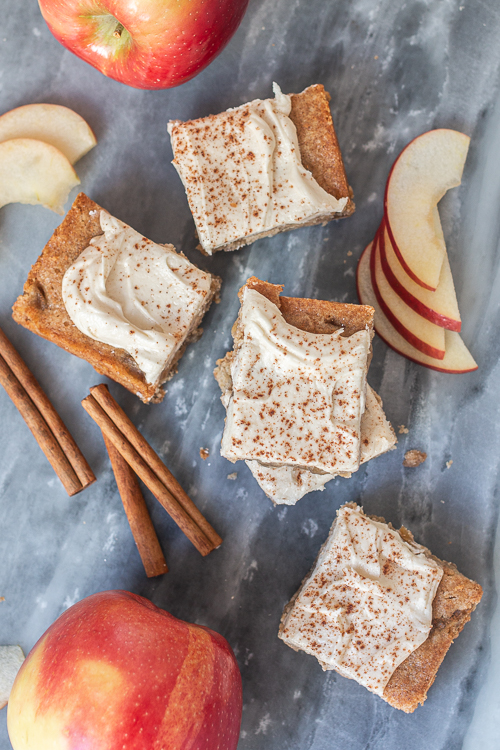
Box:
385 129 470 291
0 103 96 165
371 229 446 359
7 590 242 750
38 0 250 90
357 240 477 373
379 217 461 332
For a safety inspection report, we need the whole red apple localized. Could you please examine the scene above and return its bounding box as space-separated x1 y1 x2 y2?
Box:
37 0 250 89
7 590 242 750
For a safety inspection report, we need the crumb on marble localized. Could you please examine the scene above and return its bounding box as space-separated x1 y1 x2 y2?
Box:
446 460 453 469
227 472 238 481
0 597 4 603
403 449 427 468
398 425 409 434
200 448 210 460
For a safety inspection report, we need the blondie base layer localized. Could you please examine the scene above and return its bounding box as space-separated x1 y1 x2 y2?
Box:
279 504 483 713
169 84 355 255
12 193 221 403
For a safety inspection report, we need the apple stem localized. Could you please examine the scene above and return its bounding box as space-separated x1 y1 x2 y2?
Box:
113 22 124 39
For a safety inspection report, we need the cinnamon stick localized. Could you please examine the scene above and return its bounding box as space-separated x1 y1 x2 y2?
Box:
0 326 95 490
81 394 215 556
90 384 222 550
0 354 83 496
103 434 168 577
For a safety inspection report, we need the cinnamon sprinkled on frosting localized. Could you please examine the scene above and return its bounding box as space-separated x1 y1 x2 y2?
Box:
168 83 348 255
280 505 443 696
62 211 212 384
220 288 371 473
246 385 396 504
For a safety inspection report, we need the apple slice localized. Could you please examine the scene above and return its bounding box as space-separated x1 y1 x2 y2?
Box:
0 139 80 215
0 104 96 164
385 129 470 291
372 229 446 359
379 218 461 332
357 240 477 373
0 646 25 710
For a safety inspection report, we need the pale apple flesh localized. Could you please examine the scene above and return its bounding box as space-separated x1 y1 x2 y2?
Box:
38 0 250 90
357 241 477 373
379 218 461 331
0 139 80 215
384 129 470 291
0 103 96 165
0 646 25 710
7 591 242 750
372 229 446 359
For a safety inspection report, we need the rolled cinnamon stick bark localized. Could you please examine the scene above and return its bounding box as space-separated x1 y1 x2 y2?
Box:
82 394 215 556
0 326 95 490
0 354 83 496
103 434 168 577
90 384 222 550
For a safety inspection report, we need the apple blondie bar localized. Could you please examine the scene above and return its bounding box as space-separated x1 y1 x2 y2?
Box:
12 193 221 403
214 278 396 503
279 503 483 712
168 84 354 255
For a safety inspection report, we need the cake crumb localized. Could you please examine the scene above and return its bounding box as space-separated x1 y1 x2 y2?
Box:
199 448 210 460
398 425 409 434
446 460 453 469
227 472 238 481
403 449 427 468
0 597 4 603
347 250 352 256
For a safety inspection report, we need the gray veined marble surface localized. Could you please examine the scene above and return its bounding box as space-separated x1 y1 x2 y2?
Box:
1 0 500 748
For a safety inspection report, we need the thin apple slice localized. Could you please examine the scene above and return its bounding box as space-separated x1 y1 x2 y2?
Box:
0 646 25 710
0 138 80 215
0 103 96 165
385 129 470 291
356 240 477 373
379 218 461 331
372 229 446 359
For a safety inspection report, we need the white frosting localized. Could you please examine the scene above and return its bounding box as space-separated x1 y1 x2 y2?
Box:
247 385 396 504
220 288 371 474
280 505 443 696
62 211 212 384
245 461 333 505
168 83 348 254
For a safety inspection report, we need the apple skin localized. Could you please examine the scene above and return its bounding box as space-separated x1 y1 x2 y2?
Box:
356 240 478 374
37 0 250 90
7 590 242 750
378 218 461 332
370 229 445 360
383 129 470 292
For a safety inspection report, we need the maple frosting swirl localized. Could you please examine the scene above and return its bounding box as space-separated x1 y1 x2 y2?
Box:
62 211 212 384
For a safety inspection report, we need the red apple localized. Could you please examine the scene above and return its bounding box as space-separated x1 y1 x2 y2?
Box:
356 240 477 374
7 590 242 750
37 0 250 90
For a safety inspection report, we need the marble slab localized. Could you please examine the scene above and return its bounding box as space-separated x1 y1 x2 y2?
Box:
1 0 500 747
